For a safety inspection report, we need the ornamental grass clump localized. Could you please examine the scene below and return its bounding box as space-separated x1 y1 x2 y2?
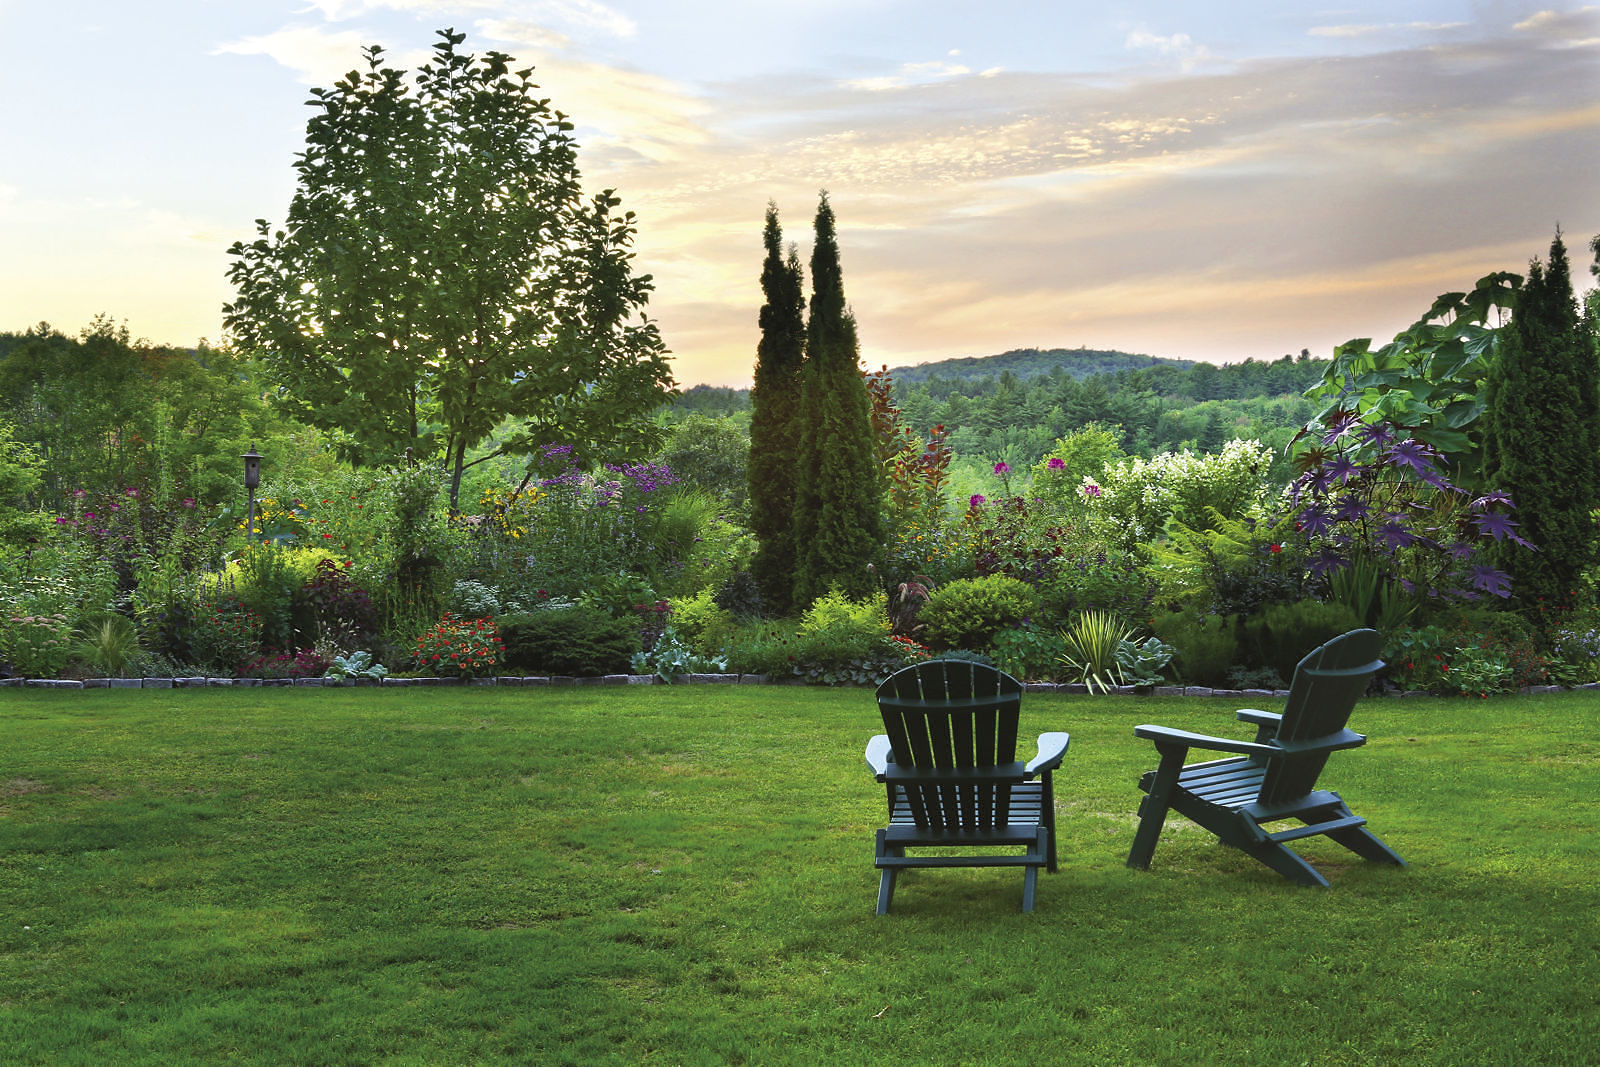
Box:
414 615 503 679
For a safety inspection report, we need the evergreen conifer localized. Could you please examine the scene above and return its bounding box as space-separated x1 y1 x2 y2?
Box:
1483 230 1600 611
791 194 886 605
747 204 807 615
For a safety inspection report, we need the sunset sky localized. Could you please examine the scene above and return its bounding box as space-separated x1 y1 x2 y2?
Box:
3 1 1597 387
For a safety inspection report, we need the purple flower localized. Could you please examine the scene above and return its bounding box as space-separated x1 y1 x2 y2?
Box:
969 494 986 508
993 461 1010 475
1047 457 1065 470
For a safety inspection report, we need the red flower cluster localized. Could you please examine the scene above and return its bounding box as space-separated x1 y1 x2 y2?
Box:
414 615 504 679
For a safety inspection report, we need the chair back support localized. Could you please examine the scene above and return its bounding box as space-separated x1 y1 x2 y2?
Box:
875 660 1024 830
1258 628 1384 805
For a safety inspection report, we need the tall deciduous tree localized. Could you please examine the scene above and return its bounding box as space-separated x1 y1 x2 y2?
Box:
747 203 807 615
225 30 672 512
1483 230 1600 610
791 194 884 605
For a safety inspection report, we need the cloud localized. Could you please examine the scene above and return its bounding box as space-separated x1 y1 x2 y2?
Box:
1308 22 1467 38
842 59 973 92
1514 6 1600 46
1124 29 1215 70
570 19 1600 384
297 0 635 38
212 25 390 84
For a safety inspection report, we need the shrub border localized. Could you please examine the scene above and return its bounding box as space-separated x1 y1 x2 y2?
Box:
2 674 1593 697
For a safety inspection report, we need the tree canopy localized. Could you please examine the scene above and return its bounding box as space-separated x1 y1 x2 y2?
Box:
225 29 673 511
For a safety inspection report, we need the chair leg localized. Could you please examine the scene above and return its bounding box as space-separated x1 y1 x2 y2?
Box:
877 869 897 915
1329 824 1406 867
1303 804 1407 868
1041 772 1058 873
1245 840 1330 888
1127 751 1184 870
1021 865 1037 913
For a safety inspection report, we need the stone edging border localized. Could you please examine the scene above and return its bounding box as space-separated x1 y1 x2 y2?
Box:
3 674 1595 696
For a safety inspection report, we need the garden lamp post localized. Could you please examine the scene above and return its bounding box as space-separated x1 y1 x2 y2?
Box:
242 446 261 542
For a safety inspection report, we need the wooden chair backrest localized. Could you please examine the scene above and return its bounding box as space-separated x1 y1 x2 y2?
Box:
1259 628 1385 805
875 660 1025 830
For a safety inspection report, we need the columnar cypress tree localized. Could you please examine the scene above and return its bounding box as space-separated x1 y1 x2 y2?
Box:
1483 230 1600 611
747 203 807 615
791 193 886 606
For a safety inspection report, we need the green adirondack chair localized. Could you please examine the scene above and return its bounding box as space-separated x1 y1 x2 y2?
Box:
866 659 1070 914
1126 628 1405 887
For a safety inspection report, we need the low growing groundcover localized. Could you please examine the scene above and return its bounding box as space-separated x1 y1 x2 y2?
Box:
2 687 1597 1065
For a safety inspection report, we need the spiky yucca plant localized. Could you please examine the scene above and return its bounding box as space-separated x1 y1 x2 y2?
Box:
1058 610 1134 693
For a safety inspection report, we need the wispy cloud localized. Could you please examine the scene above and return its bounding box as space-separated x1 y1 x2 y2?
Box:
212 26 393 84
1124 29 1216 71
1309 21 1467 38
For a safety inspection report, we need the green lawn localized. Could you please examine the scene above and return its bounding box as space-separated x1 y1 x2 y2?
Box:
3 686 1597 1065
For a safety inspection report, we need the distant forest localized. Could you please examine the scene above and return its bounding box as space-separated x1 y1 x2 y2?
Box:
669 346 1330 478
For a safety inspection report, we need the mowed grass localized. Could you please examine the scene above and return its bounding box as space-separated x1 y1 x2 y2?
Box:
2 686 1597 1065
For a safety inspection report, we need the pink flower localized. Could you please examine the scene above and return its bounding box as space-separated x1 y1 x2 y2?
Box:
1047 457 1065 470
993 461 1010 475
969 494 986 508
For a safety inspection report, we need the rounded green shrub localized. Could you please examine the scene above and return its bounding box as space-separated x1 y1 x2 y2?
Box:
918 575 1040 652
1239 600 1361 683
499 605 639 676
1151 611 1238 688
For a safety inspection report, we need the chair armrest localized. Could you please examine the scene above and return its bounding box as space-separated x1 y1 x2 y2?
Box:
865 734 893 779
1235 708 1281 729
1025 731 1071 774
1133 724 1277 757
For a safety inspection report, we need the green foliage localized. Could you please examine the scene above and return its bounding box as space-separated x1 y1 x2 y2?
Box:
413 615 502 679
630 625 730 681
0 419 49 548
447 580 502 620
224 30 672 511
711 569 763 621
1301 270 1521 469
74 613 142 678
1151 612 1239 688
748 204 808 616
1029 423 1126 510
498 605 638 676
1145 508 1304 616
1439 644 1515 698
233 544 301 650
1327 552 1417 633
325 650 389 681
791 194 885 604
1 611 73 677
185 592 266 675
1058 610 1135 693
657 414 749 513
917 574 1040 652
1087 439 1275 551
991 623 1067 682
668 590 734 652
1038 549 1157 622
1483 231 1600 611
1237 601 1362 684
1117 636 1175 687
